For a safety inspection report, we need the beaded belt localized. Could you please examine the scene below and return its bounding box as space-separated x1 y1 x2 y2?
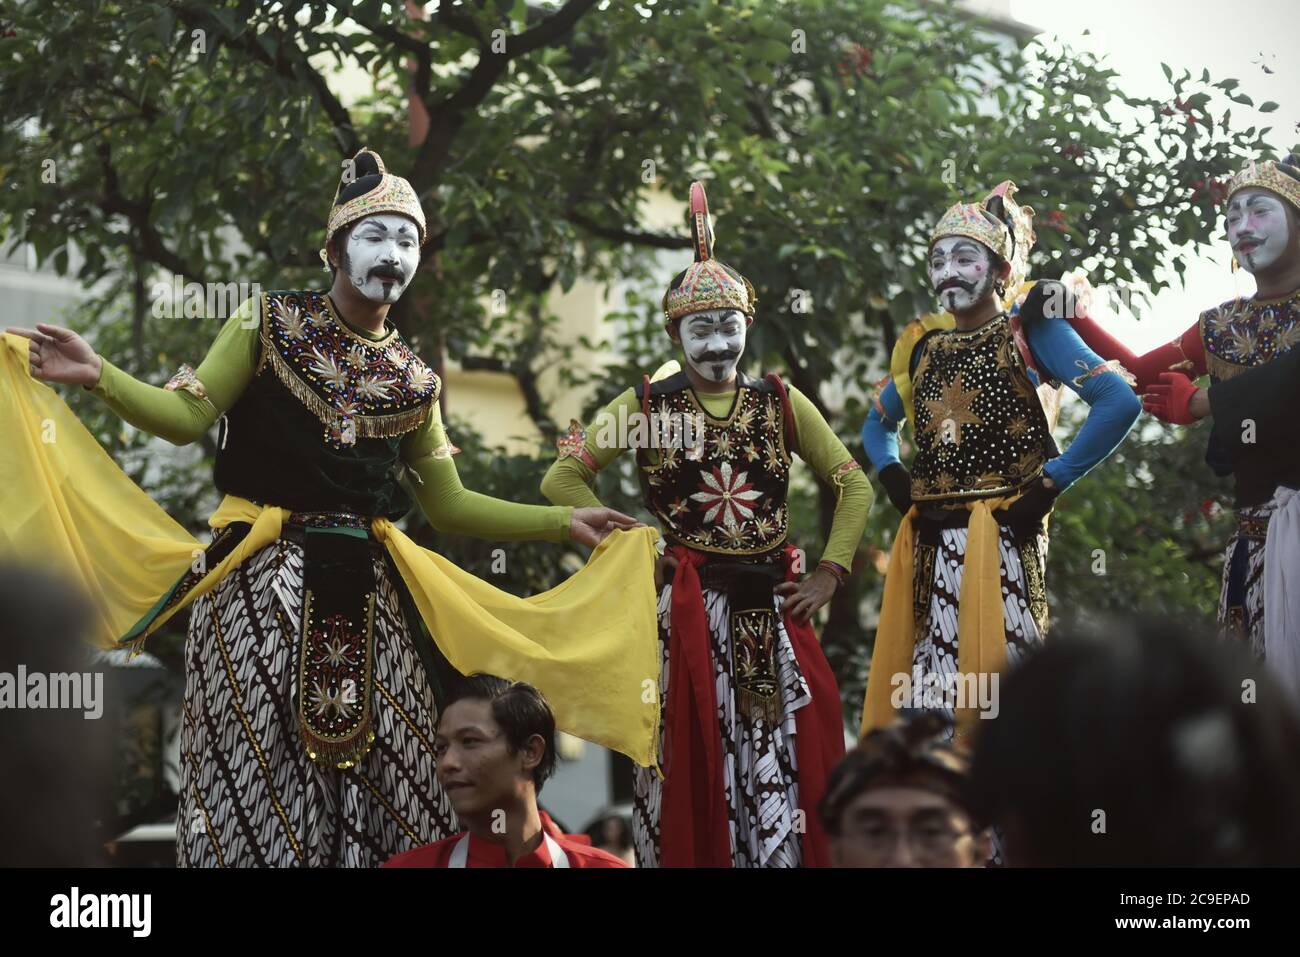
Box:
1234 513 1271 540
288 510 373 532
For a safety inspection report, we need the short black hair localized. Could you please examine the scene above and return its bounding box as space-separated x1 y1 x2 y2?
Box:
819 712 975 837
440 673 558 794
966 617 1300 866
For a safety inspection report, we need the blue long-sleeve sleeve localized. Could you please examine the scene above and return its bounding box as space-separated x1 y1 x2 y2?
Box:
862 377 906 471
1026 317 1141 491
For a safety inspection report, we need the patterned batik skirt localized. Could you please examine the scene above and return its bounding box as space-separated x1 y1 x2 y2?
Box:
909 523 1049 867
1218 499 1274 660
176 537 455 867
908 524 1049 729
632 585 811 869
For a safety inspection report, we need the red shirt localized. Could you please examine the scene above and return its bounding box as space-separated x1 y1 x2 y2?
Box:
384 831 627 868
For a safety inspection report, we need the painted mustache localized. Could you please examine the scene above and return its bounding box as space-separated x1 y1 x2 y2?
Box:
938 278 977 294
1232 233 1264 253
694 349 741 364
369 265 406 283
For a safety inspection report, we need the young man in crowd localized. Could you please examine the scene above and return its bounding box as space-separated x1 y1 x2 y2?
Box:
385 675 627 868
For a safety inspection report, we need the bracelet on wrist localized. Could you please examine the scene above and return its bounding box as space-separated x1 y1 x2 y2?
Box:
817 560 848 587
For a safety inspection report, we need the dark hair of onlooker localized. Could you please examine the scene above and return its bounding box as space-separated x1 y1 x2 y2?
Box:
441 674 558 794
819 711 975 837
966 618 1300 866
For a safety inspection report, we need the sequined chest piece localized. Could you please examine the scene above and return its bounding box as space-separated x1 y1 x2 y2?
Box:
1201 292 1300 383
637 381 791 555
910 314 1054 500
259 291 440 448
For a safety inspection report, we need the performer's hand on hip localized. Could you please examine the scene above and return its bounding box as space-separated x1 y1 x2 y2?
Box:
998 476 1059 539
653 552 679 589
1142 371 1204 424
570 507 643 548
6 322 103 386
878 463 913 515
775 567 838 625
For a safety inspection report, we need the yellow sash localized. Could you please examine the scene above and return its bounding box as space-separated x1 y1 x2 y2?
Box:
0 332 661 766
860 493 1024 738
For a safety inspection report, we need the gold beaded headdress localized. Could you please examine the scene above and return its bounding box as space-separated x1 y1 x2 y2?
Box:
662 182 756 323
319 148 427 267
930 180 1036 302
1227 158 1300 214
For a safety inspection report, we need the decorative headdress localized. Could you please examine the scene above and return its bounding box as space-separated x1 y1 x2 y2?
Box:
662 182 756 323
930 180 1036 303
1227 155 1300 214
319 147 427 266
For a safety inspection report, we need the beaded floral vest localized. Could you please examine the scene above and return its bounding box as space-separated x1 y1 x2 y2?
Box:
1200 290 1300 383
634 371 793 556
213 290 439 518
909 314 1057 501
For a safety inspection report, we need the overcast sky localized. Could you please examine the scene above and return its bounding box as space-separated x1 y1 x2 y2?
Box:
1008 0 1298 347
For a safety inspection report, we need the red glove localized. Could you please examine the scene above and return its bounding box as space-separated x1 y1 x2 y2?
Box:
1142 371 1199 424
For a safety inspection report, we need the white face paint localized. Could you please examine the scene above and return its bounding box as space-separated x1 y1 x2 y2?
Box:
340 214 420 303
679 308 746 384
1226 188 1292 274
928 237 996 313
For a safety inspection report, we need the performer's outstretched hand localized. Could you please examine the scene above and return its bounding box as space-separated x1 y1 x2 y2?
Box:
1142 371 1206 424
775 567 837 625
6 322 102 386
570 507 643 549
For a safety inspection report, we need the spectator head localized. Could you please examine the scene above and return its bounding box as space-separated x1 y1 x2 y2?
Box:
966 618 1300 866
434 674 557 821
821 712 990 868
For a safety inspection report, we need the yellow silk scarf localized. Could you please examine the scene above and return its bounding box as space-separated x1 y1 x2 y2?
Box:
860 493 1024 739
0 332 661 766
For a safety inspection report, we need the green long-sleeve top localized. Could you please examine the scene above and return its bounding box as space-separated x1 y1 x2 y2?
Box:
540 383 872 569
87 297 574 542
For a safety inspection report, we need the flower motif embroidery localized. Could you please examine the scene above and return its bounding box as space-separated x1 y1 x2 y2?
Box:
355 373 397 401
279 303 307 340
309 346 348 390
346 345 369 370
385 345 410 370
309 679 353 721
733 405 756 433
690 461 763 528
407 363 436 394
711 430 734 459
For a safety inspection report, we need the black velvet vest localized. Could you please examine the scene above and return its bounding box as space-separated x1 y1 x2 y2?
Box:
633 371 794 557
909 314 1058 502
213 290 440 519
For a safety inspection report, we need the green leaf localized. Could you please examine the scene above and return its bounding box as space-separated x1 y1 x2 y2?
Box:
1260 101 1279 113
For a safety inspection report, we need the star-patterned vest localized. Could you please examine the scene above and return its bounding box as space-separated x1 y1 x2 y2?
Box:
1200 289 1300 504
909 314 1058 502
633 371 794 557
214 290 440 519
1200 291 1300 382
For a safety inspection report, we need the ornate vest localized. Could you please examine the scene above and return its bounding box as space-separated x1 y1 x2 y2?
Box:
1200 290 1300 505
214 290 440 519
909 314 1058 502
634 371 793 557
1200 291 1300 383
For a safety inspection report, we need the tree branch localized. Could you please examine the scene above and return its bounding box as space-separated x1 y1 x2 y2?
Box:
96 143 208 283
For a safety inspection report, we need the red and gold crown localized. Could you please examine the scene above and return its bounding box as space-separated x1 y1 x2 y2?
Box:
931 180 1036 305
1228 158 1300 213
319 148 427 266
662 182 756 322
